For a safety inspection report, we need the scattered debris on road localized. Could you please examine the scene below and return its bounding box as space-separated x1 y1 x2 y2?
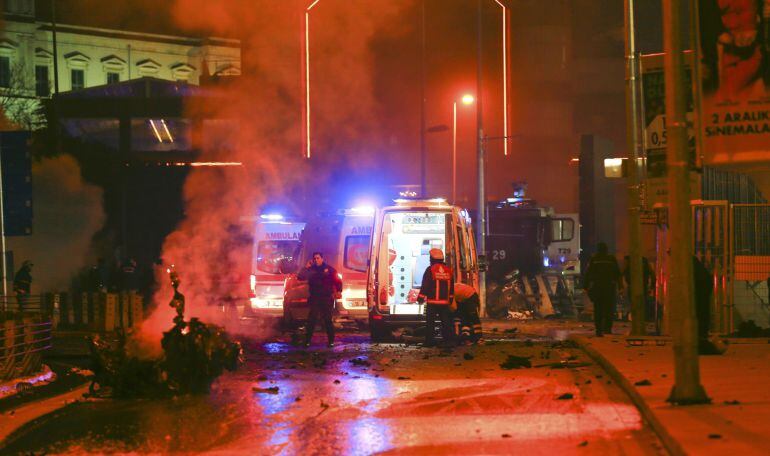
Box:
252 386 279 394
349 357 371 367
500 355 532 369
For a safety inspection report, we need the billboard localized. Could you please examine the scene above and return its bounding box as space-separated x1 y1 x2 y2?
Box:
698 0 770 165
640 54 701 209
0 131 33 236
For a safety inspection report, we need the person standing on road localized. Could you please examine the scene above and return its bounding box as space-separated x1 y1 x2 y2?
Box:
298 252 342 348
13 261 33 313
693 256 715 353
584 243 622 337
452 282 483 344
622 255 656 318
417 249 455 347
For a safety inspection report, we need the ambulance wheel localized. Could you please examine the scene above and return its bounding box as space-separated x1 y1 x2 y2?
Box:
369 319 389 342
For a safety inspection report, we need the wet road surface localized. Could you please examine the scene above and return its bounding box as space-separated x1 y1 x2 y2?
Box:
3 329 665 455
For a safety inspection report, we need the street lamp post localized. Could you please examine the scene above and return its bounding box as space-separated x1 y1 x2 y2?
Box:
453 94 475 204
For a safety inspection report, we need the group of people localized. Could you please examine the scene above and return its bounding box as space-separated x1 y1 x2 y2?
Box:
300 249 482 348
583 242 716 352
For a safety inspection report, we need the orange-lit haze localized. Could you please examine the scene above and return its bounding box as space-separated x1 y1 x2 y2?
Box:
137 0 405 352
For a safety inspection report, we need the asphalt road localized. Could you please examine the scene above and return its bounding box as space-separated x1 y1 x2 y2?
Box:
3 327 666 455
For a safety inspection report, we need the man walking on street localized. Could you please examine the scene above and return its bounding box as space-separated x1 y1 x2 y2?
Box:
418 249 455 347
13 261 33 313
298 252 342 348
584 242 622 336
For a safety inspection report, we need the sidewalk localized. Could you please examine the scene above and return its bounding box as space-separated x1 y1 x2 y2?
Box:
572 333 770 456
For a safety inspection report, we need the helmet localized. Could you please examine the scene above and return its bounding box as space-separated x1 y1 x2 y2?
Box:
429 248 444 260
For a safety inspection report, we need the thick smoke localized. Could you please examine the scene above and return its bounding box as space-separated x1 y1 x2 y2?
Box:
138 0 405 349
8 155 105 292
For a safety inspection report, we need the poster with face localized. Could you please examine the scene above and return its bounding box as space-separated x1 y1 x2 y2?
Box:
699 0 770 165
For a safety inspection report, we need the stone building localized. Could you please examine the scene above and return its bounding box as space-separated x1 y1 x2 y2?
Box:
0 0 240 128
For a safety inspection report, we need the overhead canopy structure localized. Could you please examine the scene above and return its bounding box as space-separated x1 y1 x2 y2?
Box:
47 77 234 159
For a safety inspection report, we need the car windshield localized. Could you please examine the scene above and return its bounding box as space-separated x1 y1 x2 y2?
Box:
257 240 301 274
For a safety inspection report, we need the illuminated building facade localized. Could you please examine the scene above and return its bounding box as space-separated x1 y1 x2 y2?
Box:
1 0 240 128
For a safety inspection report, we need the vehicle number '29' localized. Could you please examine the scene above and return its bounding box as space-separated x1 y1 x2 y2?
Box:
492 250 506 260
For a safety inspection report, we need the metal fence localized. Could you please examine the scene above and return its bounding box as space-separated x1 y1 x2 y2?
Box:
0 294 54 315
657 201 770 335
692 201 732 333
1 318 53 380
731 204 770 329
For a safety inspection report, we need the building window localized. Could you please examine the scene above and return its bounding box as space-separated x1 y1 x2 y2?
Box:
0 56 10 88
106 72 120 84
71 69 85 90
35 65 50 96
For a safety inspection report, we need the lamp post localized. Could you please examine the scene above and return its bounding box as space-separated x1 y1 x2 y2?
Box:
453 94 475 204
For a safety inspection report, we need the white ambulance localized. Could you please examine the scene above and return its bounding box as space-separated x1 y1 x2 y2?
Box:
366 198 479 341
247 214 305 316
282 207 375 327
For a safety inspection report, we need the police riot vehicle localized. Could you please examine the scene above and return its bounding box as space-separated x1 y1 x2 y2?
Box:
282 207 375 327
247 213 305 316
366 198 479 341
485 184 579 319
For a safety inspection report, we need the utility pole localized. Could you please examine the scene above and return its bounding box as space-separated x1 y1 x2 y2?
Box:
624 0 645 335
0 136 7 312
662 0 709 405
476 0 487 316
419 0 427 197
51 0 60 94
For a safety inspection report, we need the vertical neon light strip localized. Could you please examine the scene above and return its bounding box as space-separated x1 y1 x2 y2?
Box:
305 0 321 159
494 0 508 156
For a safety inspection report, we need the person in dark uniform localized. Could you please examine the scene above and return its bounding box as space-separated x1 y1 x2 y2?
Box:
417 248 455 347
584 243 622 336
298 252 342 348
693 256 714 352
622 255 656 319
13 261 33 313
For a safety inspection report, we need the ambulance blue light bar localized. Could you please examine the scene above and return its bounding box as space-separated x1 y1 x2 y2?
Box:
349 206 375 216
260 213 284 221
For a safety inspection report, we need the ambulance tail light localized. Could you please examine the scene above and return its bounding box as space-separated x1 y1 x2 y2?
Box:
249 274 256 297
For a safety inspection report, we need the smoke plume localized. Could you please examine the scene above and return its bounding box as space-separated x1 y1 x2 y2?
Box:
138 0 406 348
8 155 105 292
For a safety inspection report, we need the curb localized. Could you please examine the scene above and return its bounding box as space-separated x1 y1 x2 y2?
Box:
570 335 686 456
0 383 90 446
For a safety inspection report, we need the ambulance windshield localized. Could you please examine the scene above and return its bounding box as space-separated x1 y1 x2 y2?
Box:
257 240 301 274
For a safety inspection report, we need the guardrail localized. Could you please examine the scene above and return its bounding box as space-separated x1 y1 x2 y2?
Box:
1 318 53 380
1 292 144 332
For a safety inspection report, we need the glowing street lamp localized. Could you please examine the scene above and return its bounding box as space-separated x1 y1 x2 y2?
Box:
453 94 474 204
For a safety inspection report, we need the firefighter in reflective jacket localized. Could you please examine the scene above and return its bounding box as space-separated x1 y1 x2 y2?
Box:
453 282 483 344
418 249 455 347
